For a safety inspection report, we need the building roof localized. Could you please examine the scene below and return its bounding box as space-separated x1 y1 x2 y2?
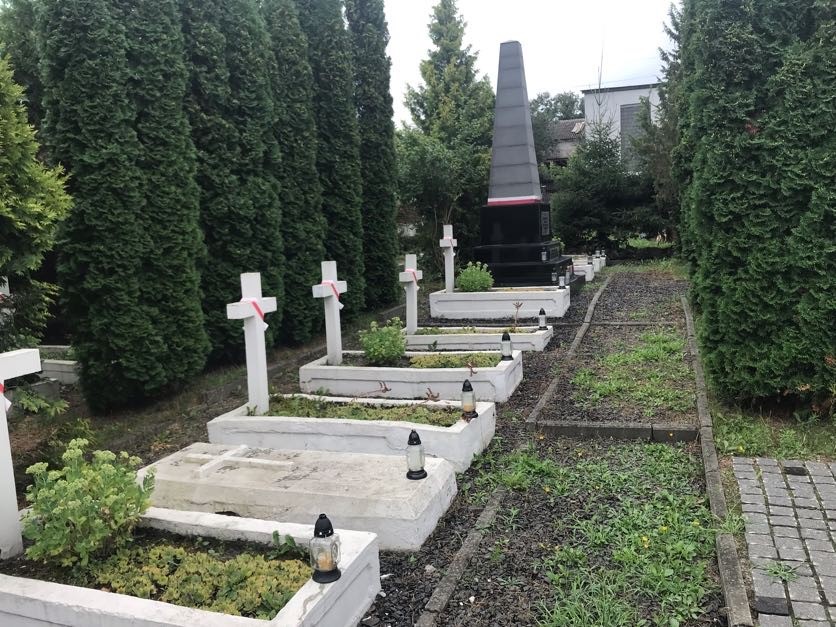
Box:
581 82 659 94
550 118 585 141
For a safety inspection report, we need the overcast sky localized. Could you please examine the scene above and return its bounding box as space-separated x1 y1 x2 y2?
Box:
384 0 677 125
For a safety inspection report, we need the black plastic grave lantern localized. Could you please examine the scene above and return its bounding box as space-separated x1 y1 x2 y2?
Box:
461 379 478 421
500 331 514 360
587 255 593 265
406 430 427 480
550 270 558 283
538 308 548 329
310 513 341 583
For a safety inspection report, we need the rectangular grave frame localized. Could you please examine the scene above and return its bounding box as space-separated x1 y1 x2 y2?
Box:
0 508 379 627
208 394 495 473
428 287 569 320
403 325 553 352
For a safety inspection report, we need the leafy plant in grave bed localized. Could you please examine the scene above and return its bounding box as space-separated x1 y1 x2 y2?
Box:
414 326 536 335
269 396 460 427
13 440 312 620
359 317 406 365
456 261 494 292
409 353 500 369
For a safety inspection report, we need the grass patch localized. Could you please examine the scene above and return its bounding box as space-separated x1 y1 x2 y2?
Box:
414 326 536 335
408 353 500 369
714 410 836 460
627 237 674 250
602 259 687 280
268 396 460 427
572 330 694 417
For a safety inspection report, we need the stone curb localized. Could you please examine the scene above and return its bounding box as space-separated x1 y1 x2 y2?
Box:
682 296 754 627
533 420 698 442
552 320 679 327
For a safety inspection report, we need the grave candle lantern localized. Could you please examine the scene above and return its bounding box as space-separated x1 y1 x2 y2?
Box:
461 379 478 420
565 267 572 280
501 331 513 360
540 249 548 262
550 270 558 283
558 276 566 289
406 430 427 480
310 513 341 583
587 255 593 265
538 308 547 330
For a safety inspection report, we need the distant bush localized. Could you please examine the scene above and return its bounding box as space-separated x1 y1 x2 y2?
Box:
359 317 406 365
456 261 494 292
22 439 153 568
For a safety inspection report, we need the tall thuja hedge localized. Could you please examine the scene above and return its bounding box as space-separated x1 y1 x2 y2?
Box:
0 0 42 129
38 0 169 408
262 0 326 344
118 0 209 382
180 0 284 360
346 0 398 308
295 0 366 316
0 56 70 353
679 0 834 402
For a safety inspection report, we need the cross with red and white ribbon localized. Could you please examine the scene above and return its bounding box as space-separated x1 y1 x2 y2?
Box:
399 254 423 292
240 297 268 332
320 280 344 310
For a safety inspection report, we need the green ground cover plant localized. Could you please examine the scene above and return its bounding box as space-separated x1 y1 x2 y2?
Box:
409 353 500 369
714 410 836 460
359 317 406 365
269 396 460 427
572 330 693 417
627 237 673 249
414 327 536 335
599 259 687 279
456 261 494 292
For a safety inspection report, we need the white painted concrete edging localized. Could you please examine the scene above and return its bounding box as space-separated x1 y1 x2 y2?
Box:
40 359 79 385
299 350 523 402
0 508 379 627
208 395 495 472
428 287 570 320
573 264 594 281
404 326 553 352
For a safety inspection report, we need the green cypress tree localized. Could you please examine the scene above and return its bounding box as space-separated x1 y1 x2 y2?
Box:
118 0 210 382
262 0 326 344
38 0 168 409
345 0 398 308
0 56 70 352
0 0 43 128
180 0 284 360
295 0 366 316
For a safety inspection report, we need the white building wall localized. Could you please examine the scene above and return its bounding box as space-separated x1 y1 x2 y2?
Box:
583 85 660 139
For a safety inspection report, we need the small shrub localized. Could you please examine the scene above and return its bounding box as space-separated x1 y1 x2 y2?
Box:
358 317 406 366
22 438 154 568
456 261 494 292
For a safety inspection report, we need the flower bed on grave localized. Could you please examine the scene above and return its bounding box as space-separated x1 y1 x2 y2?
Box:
0 440 380 627
299 350 523 402
208 394 496 473
406 326 553 352
428 286 570 320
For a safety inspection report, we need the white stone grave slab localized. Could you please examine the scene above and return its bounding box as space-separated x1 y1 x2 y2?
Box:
299 350 522 402
40 359 79 385
572 260 595 281
428 286 570 320
138 444 457 551
592 256 603 272
0 508 379 627
404 325 553 352
0 348 41 559
208 394 495 472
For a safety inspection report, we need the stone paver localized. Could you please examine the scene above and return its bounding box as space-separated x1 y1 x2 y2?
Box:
735 457 836 626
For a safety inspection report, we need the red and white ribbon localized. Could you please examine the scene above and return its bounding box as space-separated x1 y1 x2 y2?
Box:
240 298 268 332
320 281 344 310
0 383 10 412
405 269 420 291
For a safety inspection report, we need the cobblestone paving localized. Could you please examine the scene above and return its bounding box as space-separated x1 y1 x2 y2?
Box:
734 456 836 626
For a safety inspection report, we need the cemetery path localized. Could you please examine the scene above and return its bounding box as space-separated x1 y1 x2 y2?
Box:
360 264 725 627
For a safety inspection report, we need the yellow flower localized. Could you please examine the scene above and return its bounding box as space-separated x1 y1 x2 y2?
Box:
737 445 745 452
544 486 551 494
691 520 701 527
659 525 669 533
641 535 650 548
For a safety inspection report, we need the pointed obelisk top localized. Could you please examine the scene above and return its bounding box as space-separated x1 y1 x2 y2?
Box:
487 41 541 207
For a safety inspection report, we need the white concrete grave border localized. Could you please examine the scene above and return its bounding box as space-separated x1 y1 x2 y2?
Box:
428 287 570 320
0 508 379 627
572 257 595 282
299 350 522 402
208 394 495 472
404 326 553 352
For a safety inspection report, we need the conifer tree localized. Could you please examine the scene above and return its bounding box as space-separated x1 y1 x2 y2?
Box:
295 0 366 316
0 0 42 128
117 0 209 382
0 56 70 352
403 0 493 265
38 0 169 409
346 0 398 308
180 0 284 360
262 0 326 344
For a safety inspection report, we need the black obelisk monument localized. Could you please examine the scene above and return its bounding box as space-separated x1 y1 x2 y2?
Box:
474 41 575 287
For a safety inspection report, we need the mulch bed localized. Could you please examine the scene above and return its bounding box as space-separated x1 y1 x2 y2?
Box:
592 271 686 322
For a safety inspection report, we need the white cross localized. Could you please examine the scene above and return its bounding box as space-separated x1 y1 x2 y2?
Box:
399 254 423 334
0 348 41 559
439 224 457 294
226 273 277 415
312 261 347 366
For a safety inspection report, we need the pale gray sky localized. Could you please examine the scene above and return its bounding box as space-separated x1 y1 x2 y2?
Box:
384 0 677 124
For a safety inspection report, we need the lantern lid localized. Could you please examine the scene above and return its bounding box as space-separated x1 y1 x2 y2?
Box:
462 379 473 392
408 429 422 446
314 513 334 537
502 331 511 341
539 308 546 315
